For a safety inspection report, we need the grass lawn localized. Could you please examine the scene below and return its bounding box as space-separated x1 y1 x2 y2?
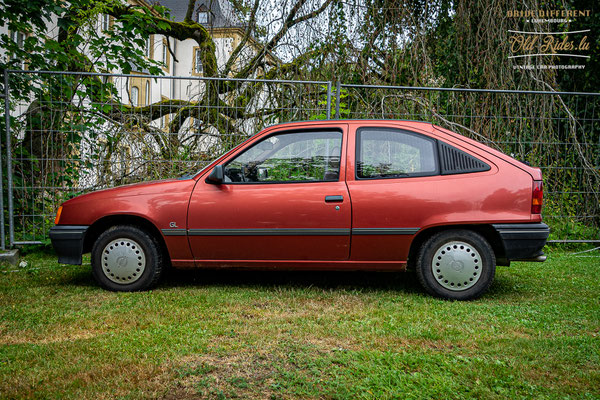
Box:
0 249 598 399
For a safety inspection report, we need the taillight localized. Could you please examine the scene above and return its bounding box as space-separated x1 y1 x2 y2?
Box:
54 206 63 225
532 181 543 214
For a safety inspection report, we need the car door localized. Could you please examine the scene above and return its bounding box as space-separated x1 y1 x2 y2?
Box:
187 125 351 262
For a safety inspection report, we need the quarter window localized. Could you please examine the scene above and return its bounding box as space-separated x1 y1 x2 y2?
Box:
357 128 438 179
224 131 342 183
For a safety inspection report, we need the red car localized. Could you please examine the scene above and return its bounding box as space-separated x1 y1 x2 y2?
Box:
50 120 549 300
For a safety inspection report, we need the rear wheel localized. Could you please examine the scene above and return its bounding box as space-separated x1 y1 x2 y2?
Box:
91 225 163 291
416 230 495 300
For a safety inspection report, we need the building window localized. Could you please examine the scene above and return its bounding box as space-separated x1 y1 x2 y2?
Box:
162 39 170 71
194 48 203 74
143 35 154 59
145 81 150 105
101 14 110 31
11 31 25 48
9 31 25 68
131 86 139 107
197 11 209 24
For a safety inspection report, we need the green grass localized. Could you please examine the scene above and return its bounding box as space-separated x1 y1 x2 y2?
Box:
0 249 598 399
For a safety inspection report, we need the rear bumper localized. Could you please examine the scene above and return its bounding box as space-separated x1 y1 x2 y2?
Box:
49 225 89 265
492 223 550 261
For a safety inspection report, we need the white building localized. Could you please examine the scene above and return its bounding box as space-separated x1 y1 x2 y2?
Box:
2 0 277 186
2 0 271 106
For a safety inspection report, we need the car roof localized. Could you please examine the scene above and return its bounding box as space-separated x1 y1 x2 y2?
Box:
263 119 434 131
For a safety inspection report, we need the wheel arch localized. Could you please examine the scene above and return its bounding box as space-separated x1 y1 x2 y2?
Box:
83 215 170 262
408 224 508 269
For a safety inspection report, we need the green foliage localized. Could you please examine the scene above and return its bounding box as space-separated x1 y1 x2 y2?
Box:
261 157 328 182
310 85 351 120
0 0 173 243
0 0 166 77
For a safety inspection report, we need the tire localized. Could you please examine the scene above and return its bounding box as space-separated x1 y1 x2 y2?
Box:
91 225 163 292
416 230 495 300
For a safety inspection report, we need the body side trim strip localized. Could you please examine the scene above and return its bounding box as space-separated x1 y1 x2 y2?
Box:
161 229 188 236
188 228 351 236
496 230 550 234
163 227 421 236
352 228 420 235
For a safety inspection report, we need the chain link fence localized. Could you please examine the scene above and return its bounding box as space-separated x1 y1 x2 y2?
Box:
337 83 600 244
1 70 599 248
1 70 331 246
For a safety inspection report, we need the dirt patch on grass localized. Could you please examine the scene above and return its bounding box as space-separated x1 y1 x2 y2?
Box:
161 352 283 400
522 363 600 396
0 329 105 345
303 336 361 352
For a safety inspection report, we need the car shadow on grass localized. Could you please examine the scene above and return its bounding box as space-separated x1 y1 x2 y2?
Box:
54 264 97 287
485 273 528 298
160 267 425 295
62 264 523 300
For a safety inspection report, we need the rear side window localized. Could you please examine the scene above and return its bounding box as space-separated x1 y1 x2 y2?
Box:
356 128 438 179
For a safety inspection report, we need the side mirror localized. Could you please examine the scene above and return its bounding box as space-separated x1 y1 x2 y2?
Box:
206 165 224 184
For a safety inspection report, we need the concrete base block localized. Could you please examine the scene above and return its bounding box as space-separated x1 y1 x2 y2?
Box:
0 249 20 265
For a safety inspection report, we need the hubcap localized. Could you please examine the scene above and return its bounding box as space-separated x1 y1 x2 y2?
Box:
102 238 146 284
431 241 482 291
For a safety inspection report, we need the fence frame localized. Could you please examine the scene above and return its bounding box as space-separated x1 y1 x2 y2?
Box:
2 69 599 248
0 78 5 250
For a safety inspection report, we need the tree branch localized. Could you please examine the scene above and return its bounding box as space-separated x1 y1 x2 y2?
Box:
222 0 260 76
184 0 196 23
233 0 336 79
165 37 178 63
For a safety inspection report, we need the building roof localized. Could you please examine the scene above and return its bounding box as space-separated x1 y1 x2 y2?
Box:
155 0 243 28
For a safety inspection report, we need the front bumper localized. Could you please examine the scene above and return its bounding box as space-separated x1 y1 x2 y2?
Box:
492 223 550 261
49 225 89 265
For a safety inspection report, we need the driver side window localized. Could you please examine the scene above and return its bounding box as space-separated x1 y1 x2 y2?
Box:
224 130 343 183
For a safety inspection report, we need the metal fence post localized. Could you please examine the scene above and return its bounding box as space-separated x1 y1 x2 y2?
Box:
0 73 5 250
3 70 13 248
335 80 341 119
326 81 332 120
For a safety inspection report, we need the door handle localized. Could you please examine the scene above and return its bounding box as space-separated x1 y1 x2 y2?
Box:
325 195 344 203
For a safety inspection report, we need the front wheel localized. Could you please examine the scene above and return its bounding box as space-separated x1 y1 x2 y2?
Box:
91 225 163 292
416 230 495 300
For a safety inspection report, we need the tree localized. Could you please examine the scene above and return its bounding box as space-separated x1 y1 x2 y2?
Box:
0 0 337 172
0 0 336 241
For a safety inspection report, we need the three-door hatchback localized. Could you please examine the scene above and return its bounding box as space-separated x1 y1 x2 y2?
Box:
50 120 549 299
